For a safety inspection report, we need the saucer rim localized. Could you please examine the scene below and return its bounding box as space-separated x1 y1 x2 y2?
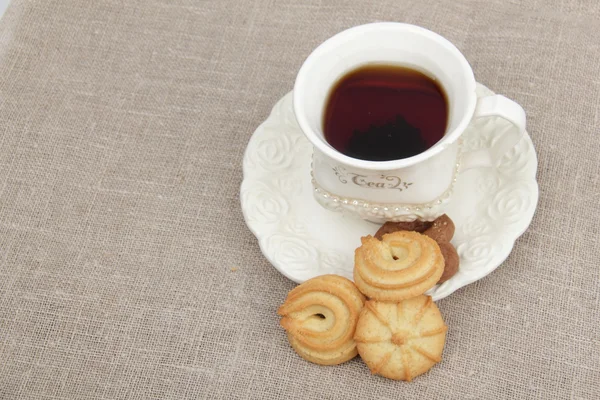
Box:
241 83 539 300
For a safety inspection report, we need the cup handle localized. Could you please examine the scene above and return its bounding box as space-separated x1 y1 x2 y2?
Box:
459 94 526 172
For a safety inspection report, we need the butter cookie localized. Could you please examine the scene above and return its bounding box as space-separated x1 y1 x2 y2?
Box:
375 214 459 284
354 296 447 381
278 275 365 365
354 231 444 301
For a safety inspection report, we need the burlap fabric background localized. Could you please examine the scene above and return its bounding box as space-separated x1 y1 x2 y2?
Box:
0 0 598 398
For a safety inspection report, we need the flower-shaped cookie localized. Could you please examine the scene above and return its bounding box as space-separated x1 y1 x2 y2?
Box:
354 296 447 381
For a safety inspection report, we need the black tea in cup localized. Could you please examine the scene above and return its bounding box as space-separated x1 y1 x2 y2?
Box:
323 65 448 161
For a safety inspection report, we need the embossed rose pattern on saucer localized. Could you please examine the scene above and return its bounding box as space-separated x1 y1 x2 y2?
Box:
241 84 538 300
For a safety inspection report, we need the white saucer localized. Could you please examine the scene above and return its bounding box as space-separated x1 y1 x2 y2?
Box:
241 83 538 300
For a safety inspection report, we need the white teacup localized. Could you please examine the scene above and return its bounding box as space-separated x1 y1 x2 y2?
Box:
293 23 526 222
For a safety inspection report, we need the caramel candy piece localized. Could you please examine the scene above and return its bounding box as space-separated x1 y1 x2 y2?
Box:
423 214 455 243
437 242 459 283
374 220 432 240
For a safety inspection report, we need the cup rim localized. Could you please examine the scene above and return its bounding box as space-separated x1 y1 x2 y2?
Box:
293 22 477 171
